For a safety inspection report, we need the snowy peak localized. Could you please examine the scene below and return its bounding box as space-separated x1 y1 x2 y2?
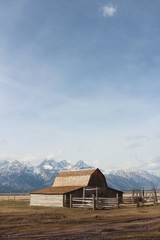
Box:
34 159 92 186
37 159 58 169
1 159 160 193
111 169 159 181
0 160 46 193
36 159 91 173
0 160 34 175
58 160 72 170
73 160 92 170
106 169 160 191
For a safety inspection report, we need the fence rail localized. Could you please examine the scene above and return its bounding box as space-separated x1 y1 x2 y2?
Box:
97 197 119 209
71 195 119 210
70 190 159 210
122 197 135 204
72 197 93 209
0 193 30 201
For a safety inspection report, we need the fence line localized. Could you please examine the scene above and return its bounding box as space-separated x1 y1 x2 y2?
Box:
70 192 159 210
0 193 30 201
72 197 94 209
97 197 119 209
70 195 119 210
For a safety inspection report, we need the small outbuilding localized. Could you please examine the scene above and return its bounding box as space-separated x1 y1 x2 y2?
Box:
30 168 123 207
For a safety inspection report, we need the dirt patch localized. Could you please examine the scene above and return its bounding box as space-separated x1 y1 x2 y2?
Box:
0 201 160 239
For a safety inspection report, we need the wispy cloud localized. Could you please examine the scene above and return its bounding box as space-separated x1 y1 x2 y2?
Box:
145 156 160 172
46 150 65 160
101 5 117 17
22 153 43 164
0 138 9 146
126 135 148 141
126 135 149 150
126 142 142 150
155 133 160 138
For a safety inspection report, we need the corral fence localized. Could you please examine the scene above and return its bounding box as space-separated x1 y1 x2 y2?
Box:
70 189 160 210
0 193 30 201
122 188 160 206
70 194 120 210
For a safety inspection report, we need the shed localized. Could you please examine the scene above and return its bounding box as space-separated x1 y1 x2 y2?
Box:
30 168 123 207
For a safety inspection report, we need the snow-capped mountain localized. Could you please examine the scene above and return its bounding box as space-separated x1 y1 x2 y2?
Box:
35 159 72 186
106 169 160 191
0 160 34 174
0 159 160 192
35 159 92 185
73 160 92 170
0 160 46 193
0 159 92 192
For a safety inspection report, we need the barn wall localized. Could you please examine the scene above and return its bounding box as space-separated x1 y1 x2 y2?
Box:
88 169 108 187
82 187 107 198
30 194 63 207
65 188 83 207
106 188 117 198
106 188 123 203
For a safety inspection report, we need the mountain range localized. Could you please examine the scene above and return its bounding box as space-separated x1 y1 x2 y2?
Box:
0 159 160 193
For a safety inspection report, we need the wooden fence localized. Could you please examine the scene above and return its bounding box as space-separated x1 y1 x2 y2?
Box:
0 193 30 201
122 189 159 206
97 197 119 209
71 197 94 209
70 195 119 210
70 189 159 210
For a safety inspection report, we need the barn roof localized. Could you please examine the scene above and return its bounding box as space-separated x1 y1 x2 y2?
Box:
52 168 97 187
31 186 82 195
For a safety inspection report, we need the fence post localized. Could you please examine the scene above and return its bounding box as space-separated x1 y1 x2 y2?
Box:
132 190 135 199
136 192 140 207
116 194 120 208
153 189 158 204
63 194 66 207
96 187 98 209
92 194 95 210
70 194 72 208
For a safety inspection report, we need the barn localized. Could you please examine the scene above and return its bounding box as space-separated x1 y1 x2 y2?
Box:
30 168 123 207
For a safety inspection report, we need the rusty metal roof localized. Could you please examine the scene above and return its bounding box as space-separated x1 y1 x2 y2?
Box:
31 186 82 195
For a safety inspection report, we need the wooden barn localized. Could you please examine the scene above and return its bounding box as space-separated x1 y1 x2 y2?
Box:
30 168 123 207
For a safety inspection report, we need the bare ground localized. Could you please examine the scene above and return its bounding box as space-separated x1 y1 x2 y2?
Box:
0 201 160 240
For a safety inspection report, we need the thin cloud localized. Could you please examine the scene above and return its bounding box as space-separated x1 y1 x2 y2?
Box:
101 5 117 17
126 135 148 141
126 142 142 150
126 135 149 150
0 138 9 146
22 153 43 164
46 150 65 160
155 133 160 138
144 156 160 173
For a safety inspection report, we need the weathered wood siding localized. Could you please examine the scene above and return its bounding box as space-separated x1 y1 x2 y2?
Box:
106 188 123 203
30 194 63 207
88 169 108 187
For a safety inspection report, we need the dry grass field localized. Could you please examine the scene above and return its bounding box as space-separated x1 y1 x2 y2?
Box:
0 195 30 201
0 200 160 240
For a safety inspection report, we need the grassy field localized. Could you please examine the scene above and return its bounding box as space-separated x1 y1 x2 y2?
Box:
0 200 160 240
0 194 30 201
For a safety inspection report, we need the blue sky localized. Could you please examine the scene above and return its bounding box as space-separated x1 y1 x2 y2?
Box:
0 0 160 172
